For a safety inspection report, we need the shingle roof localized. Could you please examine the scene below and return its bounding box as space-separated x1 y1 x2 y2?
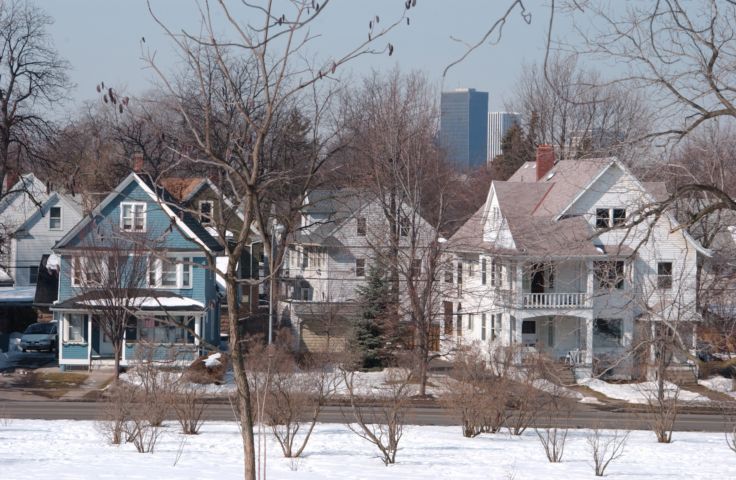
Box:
295 189 372 245
159 178 206 203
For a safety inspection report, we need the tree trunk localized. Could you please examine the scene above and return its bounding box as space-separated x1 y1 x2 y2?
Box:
228 278 256 480
114 341 121 380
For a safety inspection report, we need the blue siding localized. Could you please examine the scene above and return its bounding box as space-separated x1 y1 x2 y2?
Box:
125 343 198 363
62 344 88 360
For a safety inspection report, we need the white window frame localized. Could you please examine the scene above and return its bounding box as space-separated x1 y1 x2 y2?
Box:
49 206 62 230
64 313 86 343
199 200 214 225
120 202 147 232
71 256 102 287
148 257 194 289
355 258 366 277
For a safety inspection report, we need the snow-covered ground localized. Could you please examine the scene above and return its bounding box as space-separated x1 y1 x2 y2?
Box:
1 420 735 479
580 379 710 404
699 375 736 398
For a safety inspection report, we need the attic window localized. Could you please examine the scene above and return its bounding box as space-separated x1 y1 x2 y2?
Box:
49 206 62 230
121 202 146 232
199 201 214 225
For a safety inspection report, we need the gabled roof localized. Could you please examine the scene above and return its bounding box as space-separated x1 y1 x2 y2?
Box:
55 172 223 253
0 173 51 231
295 189 372 245
14 192 83 235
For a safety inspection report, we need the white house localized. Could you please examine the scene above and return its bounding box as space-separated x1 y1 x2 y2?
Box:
446 145 707 379
278 189 436 352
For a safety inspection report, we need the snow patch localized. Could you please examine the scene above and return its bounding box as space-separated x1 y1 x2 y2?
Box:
80 296 204 309
699 375 736 397
581 379 709 404
204 352 222 368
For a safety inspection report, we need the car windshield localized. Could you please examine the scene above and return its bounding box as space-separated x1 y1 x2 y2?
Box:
24 323 55 334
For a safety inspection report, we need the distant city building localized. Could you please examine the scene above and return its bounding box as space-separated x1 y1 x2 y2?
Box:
488 112 522 162
440 88 488 170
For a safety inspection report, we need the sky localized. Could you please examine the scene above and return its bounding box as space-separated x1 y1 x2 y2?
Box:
42 0 574 117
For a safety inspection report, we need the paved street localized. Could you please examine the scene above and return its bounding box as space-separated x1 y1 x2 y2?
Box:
0 399 730 432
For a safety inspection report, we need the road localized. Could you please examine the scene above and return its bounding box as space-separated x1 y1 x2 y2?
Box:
0 399 730 432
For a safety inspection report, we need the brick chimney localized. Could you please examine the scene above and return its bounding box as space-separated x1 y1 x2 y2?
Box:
4 169 18 192
536 144 555 181
132 152 144 173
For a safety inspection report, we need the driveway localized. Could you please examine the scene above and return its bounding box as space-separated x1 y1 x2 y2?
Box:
0 350 57 372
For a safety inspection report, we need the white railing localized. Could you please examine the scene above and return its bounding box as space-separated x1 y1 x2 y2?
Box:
522 292 588 309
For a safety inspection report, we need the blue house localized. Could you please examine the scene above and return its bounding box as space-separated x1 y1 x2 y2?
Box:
51 172 223 370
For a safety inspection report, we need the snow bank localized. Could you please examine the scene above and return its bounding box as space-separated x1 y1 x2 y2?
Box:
581 379 709 404
204 352 222 368
699 376 736 397
2 420 735 479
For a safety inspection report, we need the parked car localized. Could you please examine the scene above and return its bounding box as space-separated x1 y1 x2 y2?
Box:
19 322 58 353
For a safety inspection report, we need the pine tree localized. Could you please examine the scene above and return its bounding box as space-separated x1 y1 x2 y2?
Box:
489 122 535 180
354 265 391 369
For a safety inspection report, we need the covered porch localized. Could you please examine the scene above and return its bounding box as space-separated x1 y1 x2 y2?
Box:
513 313 632 378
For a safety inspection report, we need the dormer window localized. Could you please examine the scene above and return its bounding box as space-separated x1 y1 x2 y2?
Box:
49 206 62 230
357 217 366 236
121 202 146 232
199 201 214 225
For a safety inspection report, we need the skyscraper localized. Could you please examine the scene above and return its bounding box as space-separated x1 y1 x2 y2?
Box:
440 88 489 170
488 112 522 163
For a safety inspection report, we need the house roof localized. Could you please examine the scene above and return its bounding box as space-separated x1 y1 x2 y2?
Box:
52 289 205 311
55 173 223 253
449 158 674 258
295 189 373 245
159 177 207 203
14 192 84 235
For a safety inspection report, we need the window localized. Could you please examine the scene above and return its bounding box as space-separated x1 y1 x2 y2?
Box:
410 259 422 278
481 258 487 285
65 314 85 343
490 259 497 287
612 208 626 226
594 261 625 290
71 256 102 287
138 316 192 344
593 318 622 348
444 265 453 284
521 320 536 334
457 262 463 294
456 303 462 338
481 314 487 341
149 257 195 289
596 208 627 229
357 217 366 236
467 313 474 331
199 201 214 225
121 202 146 232
49 206 62 230
355 258 365 277
596 208 610 229
493 313 502 341
467 260 474 277
399 215 410 237
29 266 38 285
657 262 673 289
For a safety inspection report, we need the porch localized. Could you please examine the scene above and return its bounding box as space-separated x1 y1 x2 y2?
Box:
57 311 203 369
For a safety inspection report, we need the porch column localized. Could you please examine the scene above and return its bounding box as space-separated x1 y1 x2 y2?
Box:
622 315 633 348
514 314 523 345
585 260 594 306
515 261 524 307
194 316 202 346
87 314 92 366
584 313 594 365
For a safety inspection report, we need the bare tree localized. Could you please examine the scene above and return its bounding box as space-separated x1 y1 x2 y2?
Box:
534 383 572 463
143 3 413 477
342 367 412 466
0 0 70 193
66 227 160 378
587 427 629 477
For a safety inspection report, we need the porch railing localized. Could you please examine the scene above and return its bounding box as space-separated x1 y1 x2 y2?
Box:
522 292 589 309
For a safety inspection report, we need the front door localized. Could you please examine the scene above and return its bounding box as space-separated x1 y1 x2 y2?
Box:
92 317 115 358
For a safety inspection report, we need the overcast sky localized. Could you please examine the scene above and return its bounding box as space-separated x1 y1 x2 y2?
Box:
42 0 578 116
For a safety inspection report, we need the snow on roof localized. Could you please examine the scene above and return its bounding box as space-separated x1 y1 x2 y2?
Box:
79 296 204 309
46 253 61 272
204 352 222 368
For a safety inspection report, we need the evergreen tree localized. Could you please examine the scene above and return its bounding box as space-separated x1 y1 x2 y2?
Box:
354 265 391 369
490 122 535 180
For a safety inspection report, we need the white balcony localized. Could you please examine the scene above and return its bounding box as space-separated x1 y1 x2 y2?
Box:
522 292 589 309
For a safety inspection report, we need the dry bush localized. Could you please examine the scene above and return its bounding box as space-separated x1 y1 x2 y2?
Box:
587 428 629 477
184 351 230 384
535 384 573 463
441 345 510 437
247 333 340 458
721 405 736 454
0 405 12 428
131 342 178 427
496 346 546 436
124 407 164 453
342 367 412 465
97 382 135 445
642 380 679 444
171 381 208 435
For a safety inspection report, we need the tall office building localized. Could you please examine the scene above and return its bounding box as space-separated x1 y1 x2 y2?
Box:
488 111 522 162
440 88 489 170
